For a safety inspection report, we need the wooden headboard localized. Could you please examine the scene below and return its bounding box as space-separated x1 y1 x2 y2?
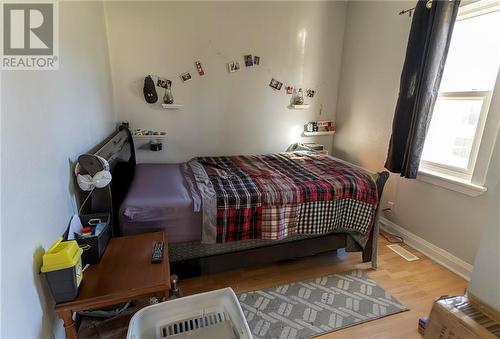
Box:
77 125 136 235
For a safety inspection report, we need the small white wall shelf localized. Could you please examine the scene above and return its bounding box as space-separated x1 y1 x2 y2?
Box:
132 134 166 140
161 104 183 109
303 131 335 137
289 104 310 110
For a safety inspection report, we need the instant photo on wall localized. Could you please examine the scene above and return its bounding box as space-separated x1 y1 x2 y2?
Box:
244 54 253 67
228 61 241 73
269 78 283 90
180 72 192 82
157 77 170 88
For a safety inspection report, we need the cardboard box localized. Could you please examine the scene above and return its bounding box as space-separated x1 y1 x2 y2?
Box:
424 295 500 339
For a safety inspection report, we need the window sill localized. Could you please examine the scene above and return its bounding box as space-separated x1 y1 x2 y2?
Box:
417 169 487 197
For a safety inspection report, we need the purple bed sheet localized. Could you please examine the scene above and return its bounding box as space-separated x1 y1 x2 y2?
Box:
119 163 202 243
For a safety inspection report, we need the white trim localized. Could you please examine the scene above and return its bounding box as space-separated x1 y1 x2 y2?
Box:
459 0 500 20
417 168 487 197
379 217 473 281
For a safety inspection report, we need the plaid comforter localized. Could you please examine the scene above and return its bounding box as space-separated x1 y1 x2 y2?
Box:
186 153 379 245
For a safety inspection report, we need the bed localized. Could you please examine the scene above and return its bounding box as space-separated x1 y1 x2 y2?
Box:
83 126 389 278
119 163 202 242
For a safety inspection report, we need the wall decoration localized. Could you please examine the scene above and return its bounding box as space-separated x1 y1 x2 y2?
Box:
306 88 316 98
141 48 317 110
180 72 192 82
195 61 205 76
293 88 304 104
269 78 283 90
157 77 170 88
244 55 254 67
228 61 241 73
143 75 158 104
163 80 174 104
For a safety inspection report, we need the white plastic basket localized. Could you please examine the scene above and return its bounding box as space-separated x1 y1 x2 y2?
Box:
127 288 252 339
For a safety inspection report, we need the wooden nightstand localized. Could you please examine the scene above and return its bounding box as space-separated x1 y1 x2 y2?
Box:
55 231 170 339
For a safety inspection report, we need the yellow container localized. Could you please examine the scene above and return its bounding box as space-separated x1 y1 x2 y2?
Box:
41 237 83 303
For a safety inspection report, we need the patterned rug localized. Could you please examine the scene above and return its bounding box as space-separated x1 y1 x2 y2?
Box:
238 269 408 338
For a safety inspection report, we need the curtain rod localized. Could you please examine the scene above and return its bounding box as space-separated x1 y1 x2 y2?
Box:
399 0 433 17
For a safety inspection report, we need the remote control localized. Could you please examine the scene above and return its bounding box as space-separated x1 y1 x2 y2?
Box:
151 241 164 264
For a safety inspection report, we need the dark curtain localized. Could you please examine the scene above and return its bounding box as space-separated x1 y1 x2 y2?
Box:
385 0 460 178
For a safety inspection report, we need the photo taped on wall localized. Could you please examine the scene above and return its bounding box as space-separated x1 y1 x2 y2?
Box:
244 54 253 67
228 61 241 73
180 72 192 82
157 77 170 88
269 78 283 90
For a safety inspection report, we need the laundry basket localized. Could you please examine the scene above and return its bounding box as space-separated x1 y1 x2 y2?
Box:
127 288 252 339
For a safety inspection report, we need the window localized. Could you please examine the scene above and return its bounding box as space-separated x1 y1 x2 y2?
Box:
420 2 500 186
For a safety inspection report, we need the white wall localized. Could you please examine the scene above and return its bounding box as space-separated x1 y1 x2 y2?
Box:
468 198 500 311
104 1 347 163
468 134 500 310
333 0 500 264
0 2 115 338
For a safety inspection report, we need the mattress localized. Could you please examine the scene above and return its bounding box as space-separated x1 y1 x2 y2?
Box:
119 163 202 243
187 153 378 246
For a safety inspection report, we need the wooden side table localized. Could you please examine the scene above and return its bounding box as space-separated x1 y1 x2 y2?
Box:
55 231 170 339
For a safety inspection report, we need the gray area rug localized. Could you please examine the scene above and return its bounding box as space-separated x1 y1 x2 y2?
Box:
238 269 408 338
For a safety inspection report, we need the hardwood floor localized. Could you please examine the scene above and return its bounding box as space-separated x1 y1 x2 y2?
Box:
179 237 467 338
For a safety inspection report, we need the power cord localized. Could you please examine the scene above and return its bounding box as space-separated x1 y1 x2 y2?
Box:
380 207 404 244
78 188 95 215
380 230 404 244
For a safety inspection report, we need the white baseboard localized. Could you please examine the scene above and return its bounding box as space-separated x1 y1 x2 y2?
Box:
379 217 473 281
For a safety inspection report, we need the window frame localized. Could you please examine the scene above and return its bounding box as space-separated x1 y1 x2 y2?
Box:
417 1 500 194
420 90 492 180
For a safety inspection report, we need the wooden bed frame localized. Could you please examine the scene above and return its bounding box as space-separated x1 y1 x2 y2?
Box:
80 126 389 278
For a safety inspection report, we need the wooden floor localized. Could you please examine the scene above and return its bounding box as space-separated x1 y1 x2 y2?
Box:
179 237 467 338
